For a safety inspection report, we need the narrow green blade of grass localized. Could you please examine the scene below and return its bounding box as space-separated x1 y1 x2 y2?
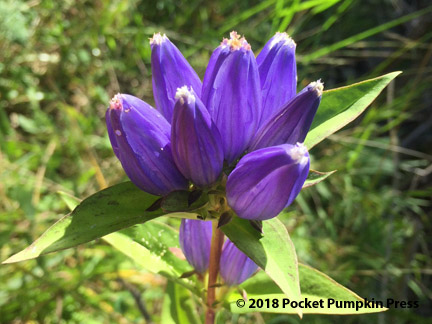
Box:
301 6 432 63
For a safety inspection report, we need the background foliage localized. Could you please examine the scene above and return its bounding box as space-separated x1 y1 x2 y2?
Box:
0 0 431 323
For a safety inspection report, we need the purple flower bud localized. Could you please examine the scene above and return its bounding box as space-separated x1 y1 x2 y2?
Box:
257 32 297 124
179 219 212 274
106 94 188 196
202 31 262 164
171 86 224 187
226 143 310 220
150 33 202 123
220 239 258 286
250 81 323 151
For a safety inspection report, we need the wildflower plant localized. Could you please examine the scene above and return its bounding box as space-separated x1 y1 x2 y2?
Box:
4 31 400 322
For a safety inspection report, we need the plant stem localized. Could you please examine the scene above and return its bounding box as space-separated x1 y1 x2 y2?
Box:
205 222 224 324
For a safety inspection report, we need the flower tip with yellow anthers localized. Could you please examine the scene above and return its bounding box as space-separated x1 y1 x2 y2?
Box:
149 32 168 45
310 80 324 97
109 94 122 110
220 31 251 51
289 143 309 165
270 32 296 49
175 86 196 105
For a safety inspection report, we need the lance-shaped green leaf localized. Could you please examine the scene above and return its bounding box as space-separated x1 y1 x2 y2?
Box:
103 228 199 295
3 182 165 263
161 281 201 324
221 217 302 317
106 220 205 297
227 264 387 315
305 72 401 149
57 190 81 210
123 221 193 275
103 231 175 276
161 189 209 213
302 169 337 189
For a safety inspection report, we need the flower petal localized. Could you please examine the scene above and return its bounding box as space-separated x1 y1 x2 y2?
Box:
226 143 310 220
250 81 323 151
106 94 188 196
171 86 224 187
179 219 212 274
202 31 262 164
220 239 258 286
257 32 297 123
150 33 202 123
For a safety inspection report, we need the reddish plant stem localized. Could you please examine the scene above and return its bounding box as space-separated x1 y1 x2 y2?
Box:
205 223 224 324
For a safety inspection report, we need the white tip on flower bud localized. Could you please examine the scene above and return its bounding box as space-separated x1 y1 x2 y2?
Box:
310 80 324 97
270 32 296 49
150 32 168 45
175 86 196 105
109 93 122 110
220 31 251 51
289 143 309 165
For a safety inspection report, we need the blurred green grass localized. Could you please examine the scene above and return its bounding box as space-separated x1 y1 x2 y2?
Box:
0 0 431 323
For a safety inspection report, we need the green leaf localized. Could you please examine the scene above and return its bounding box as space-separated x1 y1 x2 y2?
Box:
103 224 200 295
3 182 164 263
123 221 192 275
221 217 302 317
103 231 175 276
57 190 81 210
161 189 209 213
161 281 202 324
227 264 387 314
305 72 401 149
303 169 336 189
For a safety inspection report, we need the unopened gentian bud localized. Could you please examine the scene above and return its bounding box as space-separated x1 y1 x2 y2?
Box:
150 33 202 123
202 31 262 164
220 239 258 286
106 94 188 196
250 81 323 151
179 219 212 274
171 86 224 187
257 32 297 124
226 143 310 220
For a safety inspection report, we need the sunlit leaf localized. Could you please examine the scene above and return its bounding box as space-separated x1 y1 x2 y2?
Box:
305 72 401 149
123 221 192 275
161 281 201 324
221 217 302 317
3 182 164 263
57 191 81 210
303 169 336 188
103 230 199 295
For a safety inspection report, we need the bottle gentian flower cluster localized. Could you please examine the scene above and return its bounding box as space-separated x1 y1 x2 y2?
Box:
106 31 323 221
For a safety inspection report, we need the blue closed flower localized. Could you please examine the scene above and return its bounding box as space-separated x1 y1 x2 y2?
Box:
179 219 258 285
106 94 187 196
150 33 202 123
171 86 224 187
220 239 258 286
202 32 263 164
226 143 310 220
179 219 212 274
250 81 323 151
257 32 297 124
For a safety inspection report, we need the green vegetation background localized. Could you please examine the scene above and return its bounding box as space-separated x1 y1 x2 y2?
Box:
0 0 431 323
